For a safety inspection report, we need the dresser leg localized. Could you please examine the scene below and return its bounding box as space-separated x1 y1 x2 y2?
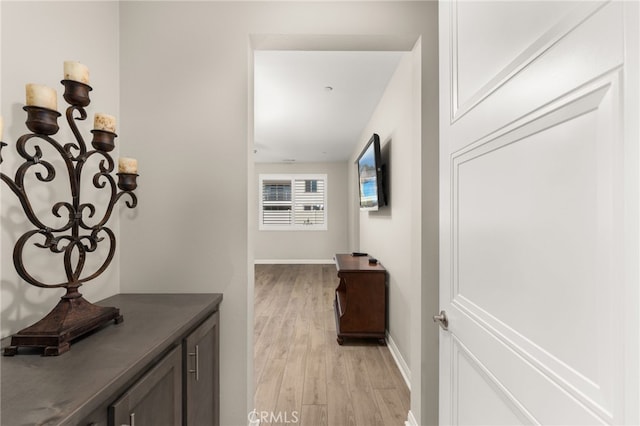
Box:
336 336 344 345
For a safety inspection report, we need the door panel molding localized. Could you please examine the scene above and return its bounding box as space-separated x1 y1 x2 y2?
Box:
440 0 637 423
450 0 608 123
451 305 611 425
452 335 537 425
448 71 622 421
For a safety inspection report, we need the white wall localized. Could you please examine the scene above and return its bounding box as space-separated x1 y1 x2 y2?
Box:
347 33 439 426
254 161 348 262
349 46 420 396
1 1 120 337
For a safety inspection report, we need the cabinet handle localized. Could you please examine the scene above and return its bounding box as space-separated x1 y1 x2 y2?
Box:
120 413 136 426
188 344 199 381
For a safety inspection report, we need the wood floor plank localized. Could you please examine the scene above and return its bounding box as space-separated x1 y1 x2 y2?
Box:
255 356 287 415
300 404 328 426
302 351 327 405
362 345 396 390
350 387 385 426
272 314 309 421
323 308 336 333
378 345 411 408
302 312 327 404
374 388 409 426
344 349 373 390
309 311 326 352
254 314 269 343
255 314 290 382
326 383 357 426
269 315 297 361
254 264 409 426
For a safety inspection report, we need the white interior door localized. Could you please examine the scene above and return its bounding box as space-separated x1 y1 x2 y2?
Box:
438 1 639 424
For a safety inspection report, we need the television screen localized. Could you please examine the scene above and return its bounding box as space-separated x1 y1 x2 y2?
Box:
357 134 385 210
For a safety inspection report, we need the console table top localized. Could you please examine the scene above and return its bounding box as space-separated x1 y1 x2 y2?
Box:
1 293 223 426
335 253 386 272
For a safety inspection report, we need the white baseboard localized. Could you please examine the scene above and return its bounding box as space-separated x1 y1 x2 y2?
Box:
405 410 418 426
254 259 334 265
386 332 411 391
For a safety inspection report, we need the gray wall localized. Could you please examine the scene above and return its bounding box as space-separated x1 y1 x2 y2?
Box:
1 2 438 425
119 3 438 424
1 1 121 337
254 161 349 262
350 49 416 383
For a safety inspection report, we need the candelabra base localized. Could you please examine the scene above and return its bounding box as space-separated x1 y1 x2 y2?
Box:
2 296 123 356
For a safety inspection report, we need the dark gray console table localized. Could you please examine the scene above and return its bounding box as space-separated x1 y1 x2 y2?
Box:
1 293 222 426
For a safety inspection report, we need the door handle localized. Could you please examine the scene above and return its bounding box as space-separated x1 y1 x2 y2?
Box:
433 310 449 330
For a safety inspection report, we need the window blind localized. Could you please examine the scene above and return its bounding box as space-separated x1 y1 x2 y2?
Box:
262 180 292 225
294 179 324 225
259 174 327 230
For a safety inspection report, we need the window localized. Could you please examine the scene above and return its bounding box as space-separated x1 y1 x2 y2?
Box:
305 180 318 193
259 174 327 230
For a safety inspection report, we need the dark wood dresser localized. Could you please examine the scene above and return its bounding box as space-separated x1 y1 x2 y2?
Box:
1 293 222 426
333 253 387 345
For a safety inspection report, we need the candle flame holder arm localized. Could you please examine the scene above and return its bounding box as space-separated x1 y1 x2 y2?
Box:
0 80 138 356
1 135 65 232
65 105 89 155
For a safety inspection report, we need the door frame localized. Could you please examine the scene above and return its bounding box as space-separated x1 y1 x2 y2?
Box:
246 31 440 426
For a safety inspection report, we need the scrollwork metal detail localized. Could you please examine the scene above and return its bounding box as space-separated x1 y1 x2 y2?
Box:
0 78 138 356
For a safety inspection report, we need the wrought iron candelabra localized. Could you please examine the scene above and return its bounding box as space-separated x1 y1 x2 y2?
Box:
0 78 138 356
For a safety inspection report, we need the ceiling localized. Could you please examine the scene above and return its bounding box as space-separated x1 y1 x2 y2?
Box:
253 50 404 163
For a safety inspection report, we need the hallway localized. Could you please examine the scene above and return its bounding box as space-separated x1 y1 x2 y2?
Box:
254 264 410 426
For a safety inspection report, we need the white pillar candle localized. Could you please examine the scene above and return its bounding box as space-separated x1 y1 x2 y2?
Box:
25 84 58 111
118 157 138 174
63 61 90 84
0 116 3 140
94 113 116 133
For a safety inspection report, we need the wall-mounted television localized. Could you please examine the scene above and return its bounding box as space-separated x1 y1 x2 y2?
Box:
357 133 386 211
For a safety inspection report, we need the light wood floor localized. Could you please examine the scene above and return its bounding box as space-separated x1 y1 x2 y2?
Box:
254 264 410 426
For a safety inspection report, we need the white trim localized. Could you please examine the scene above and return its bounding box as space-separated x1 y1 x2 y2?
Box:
254 259 334 265
386 331 411 391
405 410 418 426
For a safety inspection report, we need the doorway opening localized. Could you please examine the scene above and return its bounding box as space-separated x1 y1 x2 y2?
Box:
248 34 424 425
